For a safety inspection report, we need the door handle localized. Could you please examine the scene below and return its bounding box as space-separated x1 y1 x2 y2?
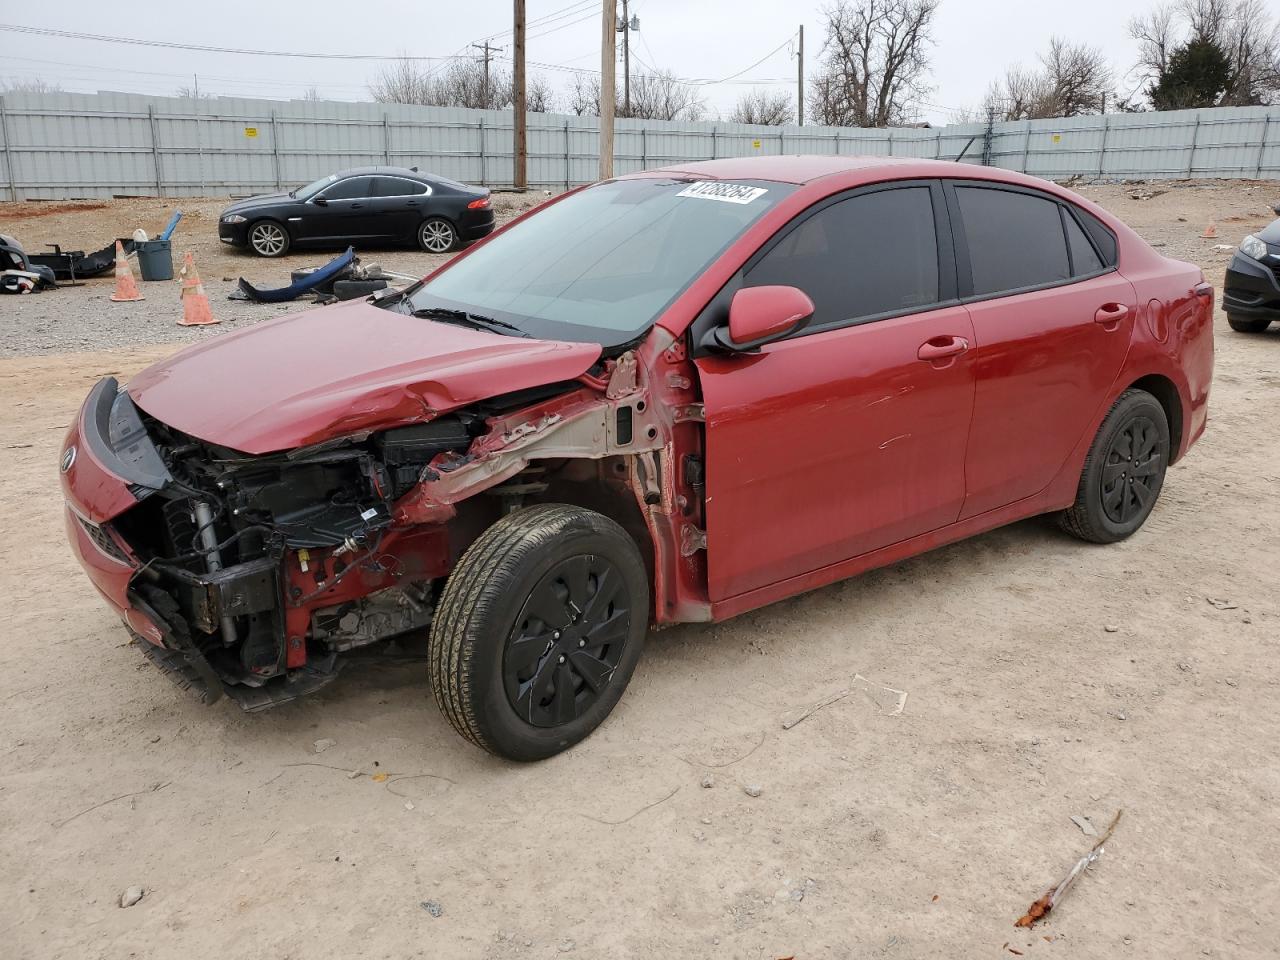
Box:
350 203 365 209
1094 302 1129 324
917 335 969 361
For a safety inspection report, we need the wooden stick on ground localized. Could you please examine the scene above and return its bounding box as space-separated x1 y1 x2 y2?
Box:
1015 810 1123 927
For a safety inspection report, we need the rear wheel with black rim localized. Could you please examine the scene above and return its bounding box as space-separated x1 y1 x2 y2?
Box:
428 504 648 761
1059 389 1170 544
418 217 458 253
248 220 290 257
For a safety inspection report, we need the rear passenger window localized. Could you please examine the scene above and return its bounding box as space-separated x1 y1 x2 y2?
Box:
1063 210 1104 275
955 186 1070 296
745 186 939 329
374 177 425 197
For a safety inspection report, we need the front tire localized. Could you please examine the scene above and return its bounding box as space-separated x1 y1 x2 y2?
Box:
1059 389 1170 544
418 217 458 253
428 504 649 761
248 220 290 257
1227 314 1271 333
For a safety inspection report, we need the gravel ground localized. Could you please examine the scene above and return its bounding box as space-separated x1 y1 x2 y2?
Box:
0 191 552 358
2 178 1279 960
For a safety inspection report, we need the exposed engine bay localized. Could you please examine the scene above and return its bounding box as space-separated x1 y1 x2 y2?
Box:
81 351 694 711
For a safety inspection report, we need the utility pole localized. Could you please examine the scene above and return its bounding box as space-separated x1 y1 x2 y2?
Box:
621 0 631 117
797 25 804 126
513 0 527 190
600 0 616 180
471 41 502 108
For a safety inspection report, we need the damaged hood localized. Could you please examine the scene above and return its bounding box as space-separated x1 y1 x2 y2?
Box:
128 298 602 454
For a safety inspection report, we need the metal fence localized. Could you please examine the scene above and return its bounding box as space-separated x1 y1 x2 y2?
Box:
0 90 1277 201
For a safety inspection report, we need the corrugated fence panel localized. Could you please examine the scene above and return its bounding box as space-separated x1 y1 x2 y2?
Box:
0 91 1276 200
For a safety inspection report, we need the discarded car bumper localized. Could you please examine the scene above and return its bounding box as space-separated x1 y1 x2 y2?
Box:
1223 251 1280 321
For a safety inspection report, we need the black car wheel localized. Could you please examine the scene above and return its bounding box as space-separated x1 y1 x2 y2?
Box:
418 217 458 253
1059 389 1170 544
1227 314 1272 333
248 220 290 258
428 504 648 762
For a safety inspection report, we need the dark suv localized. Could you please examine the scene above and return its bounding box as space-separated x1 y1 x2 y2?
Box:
1223 203 1280 333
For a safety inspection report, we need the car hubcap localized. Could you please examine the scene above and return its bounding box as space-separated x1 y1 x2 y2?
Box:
421 221 453 252
503 555 631 728
251 224 286 255
1101 415 1162 524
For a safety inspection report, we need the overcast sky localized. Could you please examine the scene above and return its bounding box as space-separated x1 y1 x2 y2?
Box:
3 0 1157 124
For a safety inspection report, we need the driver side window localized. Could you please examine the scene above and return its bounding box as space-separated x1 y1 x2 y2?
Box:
319 177 370 201
744 186 941 332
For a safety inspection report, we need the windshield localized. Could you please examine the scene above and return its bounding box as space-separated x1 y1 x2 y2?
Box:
409 177 795 347
294 174 338 200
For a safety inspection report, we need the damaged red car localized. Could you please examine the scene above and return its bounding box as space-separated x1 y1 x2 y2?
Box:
61 156 1214 760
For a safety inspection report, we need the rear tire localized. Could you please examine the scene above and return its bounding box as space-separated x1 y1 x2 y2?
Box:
1227 314 1271 333
1059 389 1170 544
428 504 648 761
418 217 458 253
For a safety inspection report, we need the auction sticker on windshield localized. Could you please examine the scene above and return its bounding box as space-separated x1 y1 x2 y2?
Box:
677 181 768 204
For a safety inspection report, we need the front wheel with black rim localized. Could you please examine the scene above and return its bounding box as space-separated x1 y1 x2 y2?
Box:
1059 388 1170 544
428 504 649 761
418 217 458 253
248 220 290 257
1227 314 1272 333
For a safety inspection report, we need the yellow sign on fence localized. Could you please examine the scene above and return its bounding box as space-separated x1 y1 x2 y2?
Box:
244 127 259 138
752 139 761 149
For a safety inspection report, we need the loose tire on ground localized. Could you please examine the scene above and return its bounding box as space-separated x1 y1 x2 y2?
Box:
1059 388 1170 544
428 504 648 761
332 278 388 301
1227 314 1272 333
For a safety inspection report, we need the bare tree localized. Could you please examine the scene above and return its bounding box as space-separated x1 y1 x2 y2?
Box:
174 85 215 100
1129 0 1280 106
370 57 555 111
729 90 794 125
568 69 706 121
982 36 1113 120
1 78 63 94
807 0 940 128
301 86 322 102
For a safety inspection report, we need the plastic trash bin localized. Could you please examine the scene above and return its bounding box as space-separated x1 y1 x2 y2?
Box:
136 239 173 281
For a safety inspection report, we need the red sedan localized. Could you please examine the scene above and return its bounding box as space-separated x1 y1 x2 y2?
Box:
61 156 1213 760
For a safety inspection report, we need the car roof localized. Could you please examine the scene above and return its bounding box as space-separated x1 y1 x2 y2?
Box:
334 166 430 180
635 154 1067 192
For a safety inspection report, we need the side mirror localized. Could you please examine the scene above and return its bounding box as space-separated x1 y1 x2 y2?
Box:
714 285 815 352
312 196 329 206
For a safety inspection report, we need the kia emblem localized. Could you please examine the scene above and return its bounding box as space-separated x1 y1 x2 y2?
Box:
61 445 77 473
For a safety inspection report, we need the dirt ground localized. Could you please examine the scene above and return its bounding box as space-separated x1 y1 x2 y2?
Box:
1 181 1278 960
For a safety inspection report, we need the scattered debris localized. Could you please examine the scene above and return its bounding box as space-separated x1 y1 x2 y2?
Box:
1206 597 1238 611
371 772 390 783
1070 815 1098 837
781 673 908 729
53 781 171 829
404 801 415 811
700 775 715 789
1200 223 1217 238
229 247 356 303
347 769 362 779
558 939 576 953
1104 625 1119 633
420 899 443 918
1212 244 1235 251
743 783 764 798
1015 810 1123 927
582 786 681 825
120 886 145 908
313 738 336 754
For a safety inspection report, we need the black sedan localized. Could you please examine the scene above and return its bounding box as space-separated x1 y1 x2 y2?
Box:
218 166 495 257
1223 202 1280 333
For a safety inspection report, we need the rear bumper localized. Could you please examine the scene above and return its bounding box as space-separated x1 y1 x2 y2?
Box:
458 210 495 242
1223 253 1280 320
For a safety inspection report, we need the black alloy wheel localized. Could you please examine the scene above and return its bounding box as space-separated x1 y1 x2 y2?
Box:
503 555 632 728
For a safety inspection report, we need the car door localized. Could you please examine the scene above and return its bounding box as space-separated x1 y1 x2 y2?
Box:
944 182 1138 520
300 175 376 241
694 181 978 602
369 176 430 241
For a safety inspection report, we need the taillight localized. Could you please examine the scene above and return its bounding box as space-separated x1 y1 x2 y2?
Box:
467 197 491 210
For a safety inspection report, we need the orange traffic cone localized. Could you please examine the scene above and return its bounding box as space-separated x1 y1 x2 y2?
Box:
177 252 218 327
1201 223 1217 238
109 240 144 302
